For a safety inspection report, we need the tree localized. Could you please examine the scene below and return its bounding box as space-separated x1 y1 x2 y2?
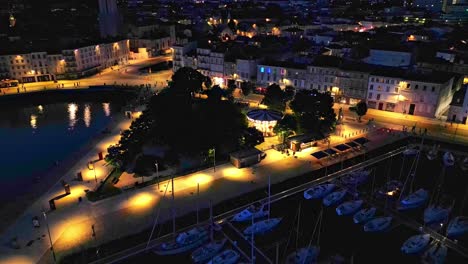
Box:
284 86 296 101
352 101 368 122
169 67 206 96
290 89 336 133
274 114 297 142
262 83 286 112
207 85 225 102
241 82 254 96
241 127 265 147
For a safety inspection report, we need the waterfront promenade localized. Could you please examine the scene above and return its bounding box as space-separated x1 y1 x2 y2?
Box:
0 56 172 97
0 118 404 264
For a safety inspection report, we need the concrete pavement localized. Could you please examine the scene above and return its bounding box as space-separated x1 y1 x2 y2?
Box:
0 56 172 96
0 118 401 264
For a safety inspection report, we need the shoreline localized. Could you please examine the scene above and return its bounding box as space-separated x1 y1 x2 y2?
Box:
0 109 128 233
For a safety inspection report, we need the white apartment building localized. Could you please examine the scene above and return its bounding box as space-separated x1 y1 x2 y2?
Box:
0 39 130 82
61 39 130 79
447 85 468 124
366 71 456 118
256 62 307 89
0 52 58 83
172 41 197 72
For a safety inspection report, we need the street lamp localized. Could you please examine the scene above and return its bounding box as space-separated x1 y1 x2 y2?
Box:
155 162 159 189
42 211 56 263
88 161 97 185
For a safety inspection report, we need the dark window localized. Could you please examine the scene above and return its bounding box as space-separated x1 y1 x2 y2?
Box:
370 84 374 90
423 86 427 91
415 85 419 90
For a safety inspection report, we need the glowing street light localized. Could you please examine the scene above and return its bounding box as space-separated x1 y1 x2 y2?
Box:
88 161 97 185
42 211 56 263
155 162 159 189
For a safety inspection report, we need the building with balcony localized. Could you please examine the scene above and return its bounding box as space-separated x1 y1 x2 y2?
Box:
366 69 457 118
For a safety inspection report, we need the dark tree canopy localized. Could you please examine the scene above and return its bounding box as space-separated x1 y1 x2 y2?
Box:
284 86 296 101
241 81 254 96
290 89 336 133
241 127 265 148
274 114 297 137
262 83 286 112
353 101 368 122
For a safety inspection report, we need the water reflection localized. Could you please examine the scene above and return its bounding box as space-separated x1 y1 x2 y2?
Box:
102 103 110 117
30 114 37 129
68 103 78 128
37 105 44 114
84 104 91 127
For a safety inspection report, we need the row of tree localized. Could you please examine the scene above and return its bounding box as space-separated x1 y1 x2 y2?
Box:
106 67 264 168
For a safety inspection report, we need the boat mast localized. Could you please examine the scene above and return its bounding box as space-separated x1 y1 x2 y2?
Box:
210 199 213 242
172 174 175 235
296 203 301 250
251 212 255 263
268 174 271 220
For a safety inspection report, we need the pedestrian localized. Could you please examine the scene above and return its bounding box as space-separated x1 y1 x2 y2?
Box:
17 88 19 93
62 83 64 88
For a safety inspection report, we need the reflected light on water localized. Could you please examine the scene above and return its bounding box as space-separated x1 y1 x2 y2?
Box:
37 105 43 114
30 114 37 129
68 103 78 128
84 104 91 127
102 103 111 117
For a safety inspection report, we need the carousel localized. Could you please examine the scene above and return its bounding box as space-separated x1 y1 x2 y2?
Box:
246 109 282 136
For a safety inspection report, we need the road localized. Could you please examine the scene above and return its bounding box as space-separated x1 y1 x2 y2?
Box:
0 56 173 96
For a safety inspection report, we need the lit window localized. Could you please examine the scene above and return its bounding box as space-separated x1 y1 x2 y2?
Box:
260 67 264 73
267 67 271 74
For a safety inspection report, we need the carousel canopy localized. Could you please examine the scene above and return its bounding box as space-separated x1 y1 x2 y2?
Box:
246 109 282 122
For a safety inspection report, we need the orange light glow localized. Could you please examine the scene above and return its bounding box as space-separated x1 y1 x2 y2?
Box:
222 168 252 182
0 256 35 264
124 192 159 214
185 173 213 186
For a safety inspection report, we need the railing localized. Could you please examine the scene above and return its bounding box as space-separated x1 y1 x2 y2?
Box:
89 146 407 264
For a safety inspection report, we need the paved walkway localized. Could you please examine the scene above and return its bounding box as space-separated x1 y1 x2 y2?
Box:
0 117 400 264
0 57 172 97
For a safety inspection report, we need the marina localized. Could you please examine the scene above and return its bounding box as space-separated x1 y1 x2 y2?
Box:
100 136 468 264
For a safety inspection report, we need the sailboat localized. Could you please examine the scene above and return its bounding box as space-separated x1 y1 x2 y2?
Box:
285 246 320 264
398 188 429 210
421 242 447 264
401 234 431 254
363 216 392 232
192 201 225 263
336 200 363 216
243 217 282 236
304 183 336 199
153 227 209 255
403 146 419 156
340 170 370 186
232 202 268 222
192 239 226 263
442 152 455 167
426 144 439 161
243 175 282 236
460 156 468 171
353 207 377 224
424 205 451 224
323 189 347 207
446 216 468 238
285 208 322 264
207 249 240 264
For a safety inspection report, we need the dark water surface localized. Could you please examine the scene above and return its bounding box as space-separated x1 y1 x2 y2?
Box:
125 141 468 264
0 100 122 201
